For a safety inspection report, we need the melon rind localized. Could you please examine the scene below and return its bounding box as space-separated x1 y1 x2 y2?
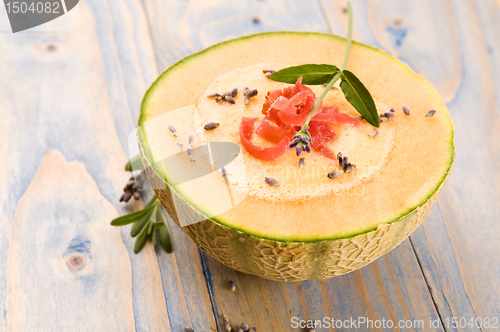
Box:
138 32 455 281
141 141 452 281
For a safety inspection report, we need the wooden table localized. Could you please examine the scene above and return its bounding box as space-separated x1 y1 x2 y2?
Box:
1 0 499 331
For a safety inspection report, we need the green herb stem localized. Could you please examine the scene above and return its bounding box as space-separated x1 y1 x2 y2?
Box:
304 1 353 127
341 1 353 71
304 72 342 126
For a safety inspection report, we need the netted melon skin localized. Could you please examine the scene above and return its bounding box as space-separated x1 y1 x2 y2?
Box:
141 147 452 282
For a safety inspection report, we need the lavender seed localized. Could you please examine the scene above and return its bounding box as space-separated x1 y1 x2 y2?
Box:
343 156 348 166
241 323 249 331
221 167 227 177
221 91 230 99
229 280 236 291
231 88 238 97
221 314 229 322
124 180 135 189
188 133 195 146
244 97 250 105
186 146 195 162
344 163 355 173
204 122 219 130
368 130 378 137
177 143 183 153
265 71 274 78
425 109 436 117
167 124 177 137
120 191 132 202
249 328 256 332
207 93 220 98
184 328 194 332
298 157 305 168
402 105 410 116
384 111 395 120
225 322 232 331
215 97 221 103
328 170 343 179
225 96 236 104
243 87 250 96
262 69 275 73
265 177 279 186
246 89 258 98
390 108 395 113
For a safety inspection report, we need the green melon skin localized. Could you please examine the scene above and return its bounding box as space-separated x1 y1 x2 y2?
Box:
138 32 455 281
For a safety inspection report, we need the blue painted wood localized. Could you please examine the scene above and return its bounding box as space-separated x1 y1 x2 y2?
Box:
415 0 500 325
7 151 137 331
2 0 499 330
0 0 213 330
324 0 500 330
143 0 329 71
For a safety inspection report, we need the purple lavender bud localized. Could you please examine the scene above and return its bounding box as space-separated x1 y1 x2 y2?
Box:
425 109 436 117
402 105 410 116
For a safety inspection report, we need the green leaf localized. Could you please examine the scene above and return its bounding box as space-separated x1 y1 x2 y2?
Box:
152 221 164 228
130 205 156 237
134 218 150 253
147 217 154 235
152 227 158 247
340 70 380 127
110 207 151 226
145 195 158 209
157 211 172 253
125 154 144 172
269 64 341 85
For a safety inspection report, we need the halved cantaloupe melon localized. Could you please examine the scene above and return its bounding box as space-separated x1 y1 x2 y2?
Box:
138 32 454 281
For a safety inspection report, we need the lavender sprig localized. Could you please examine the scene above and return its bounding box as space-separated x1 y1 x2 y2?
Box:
289 127 312 156
287 2 354 155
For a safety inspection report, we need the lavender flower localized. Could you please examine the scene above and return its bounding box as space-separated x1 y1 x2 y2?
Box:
289 127 312 156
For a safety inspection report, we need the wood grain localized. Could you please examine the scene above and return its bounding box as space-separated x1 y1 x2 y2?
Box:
143 0 329 71
321 0 500 330
7 151 136 331
0 0 212 330
1 0 500 331
418 0 500 327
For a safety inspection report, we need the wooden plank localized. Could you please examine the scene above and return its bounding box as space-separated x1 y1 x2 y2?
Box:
0 0 214 330
143 0 443 330
203 241 442 331
322 0 500 330
321 0 462 103
7 151 136 331
413 0 500 328
142 0 329 71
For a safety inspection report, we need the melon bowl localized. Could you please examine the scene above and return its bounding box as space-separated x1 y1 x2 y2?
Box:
137 32 455 281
